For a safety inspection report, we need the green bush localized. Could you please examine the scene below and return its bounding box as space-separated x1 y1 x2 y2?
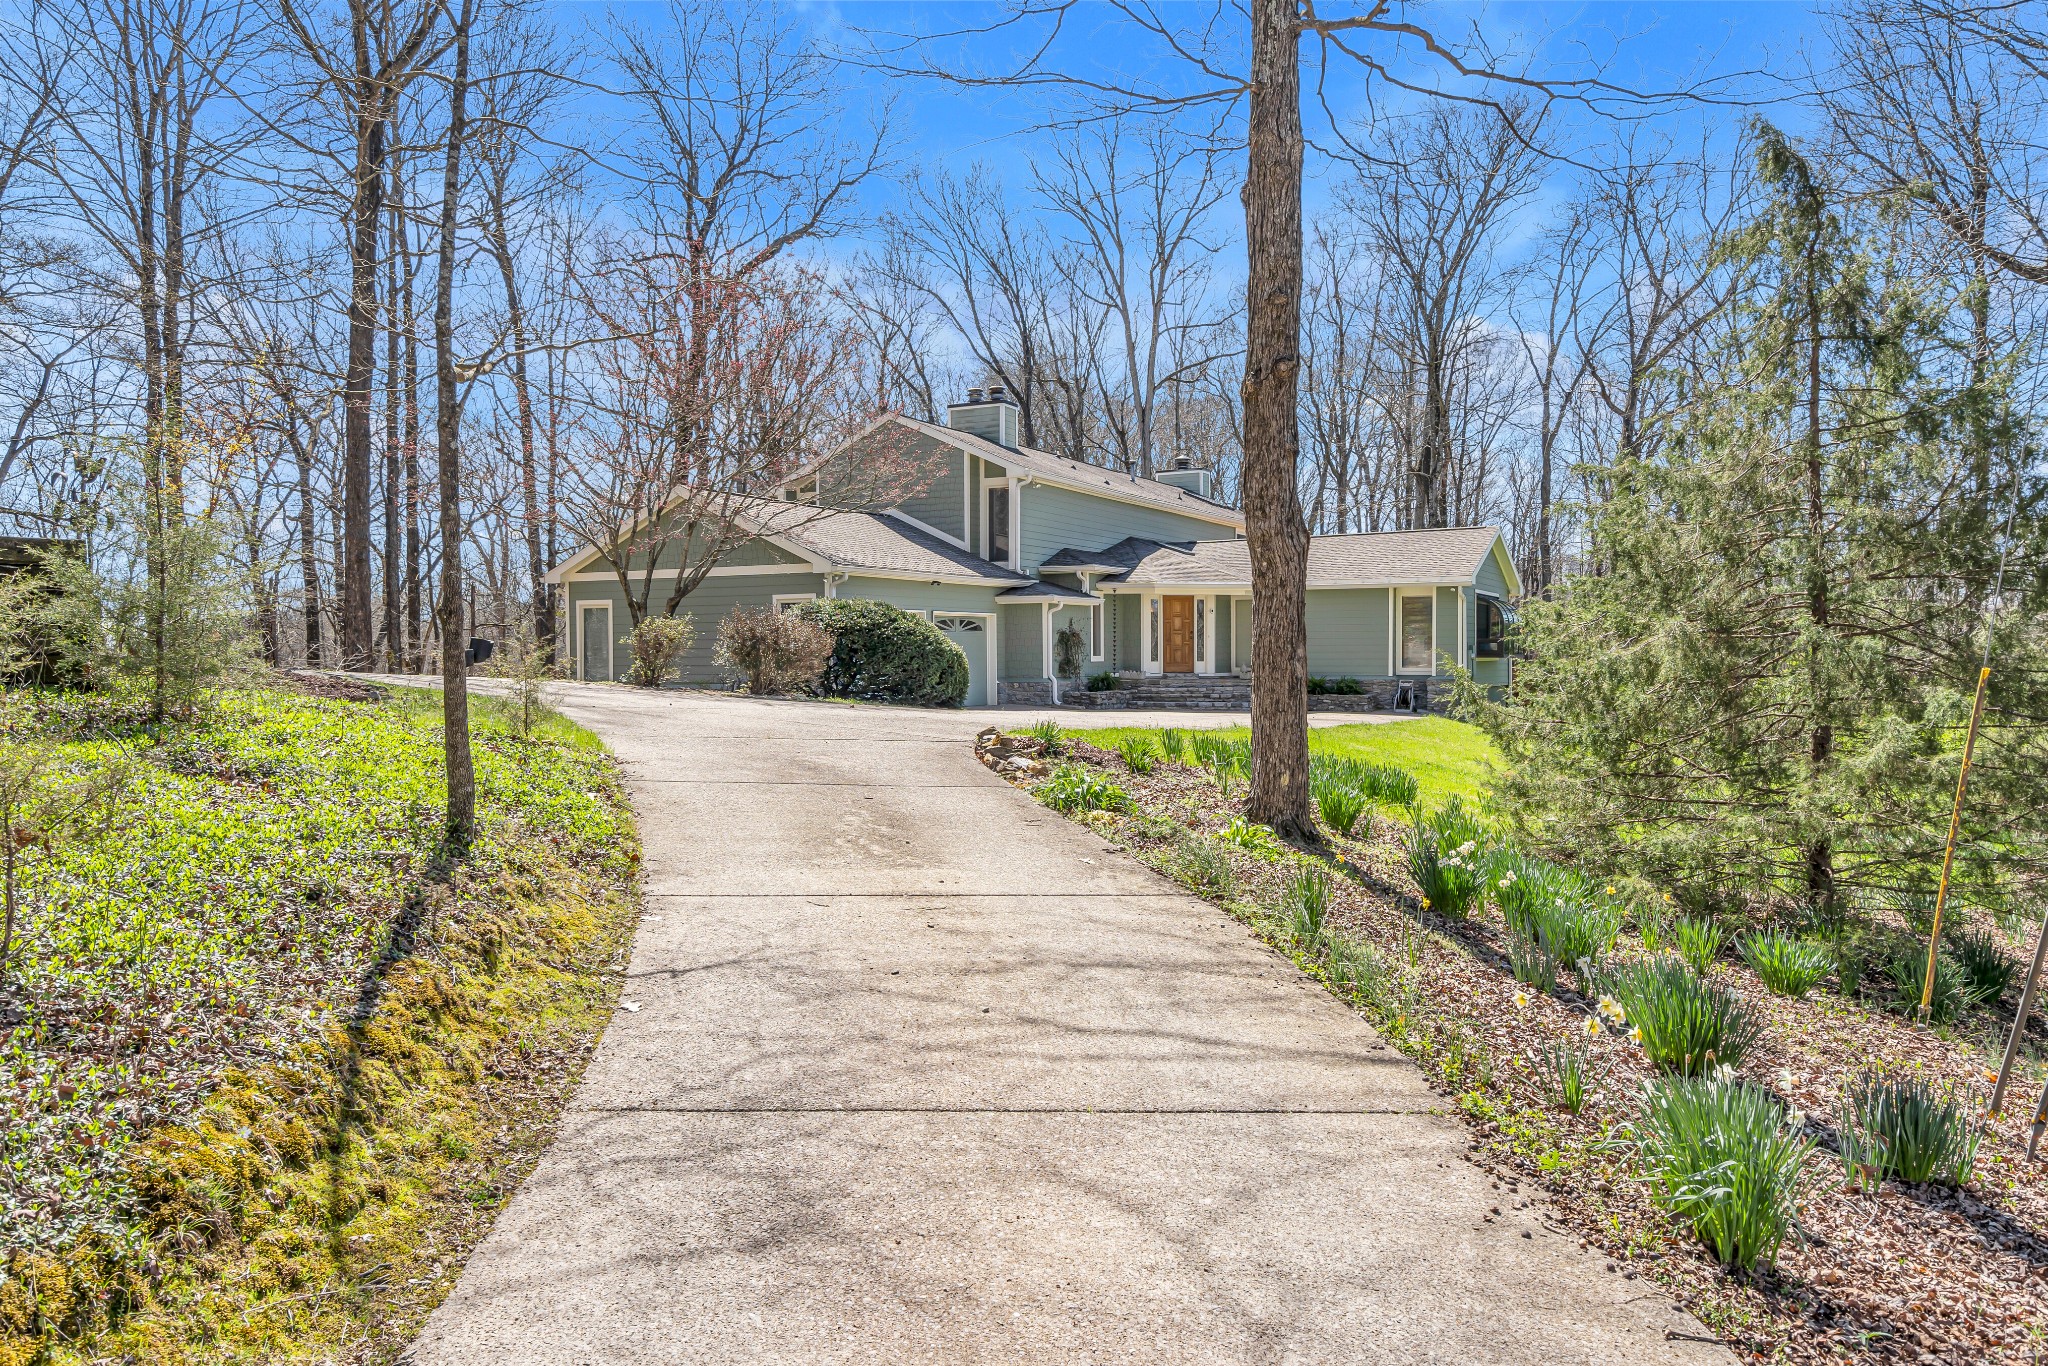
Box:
1114 734 1156 774
1951 927 2018 1005
1306 675 1363 695
1168 835 1234 897
1407 797 1489 917
1601 956 1762 1075
1880 943 1985 1023
1024 718 1064 753
795 598 968 706
1634 1074 1811 1270
1739 931 1834 997
1219 816 1284 858
1508 932 1559 993
1533 895 1622 977
1283 865 1332 947
1533 1038 1594 1114
628 614 699 687
1312 774 1368 838
1033 762 1129 814
1671 915 1727 974
1326 935 1387 997
1836 1071 1985 1189
1085 670 1119 692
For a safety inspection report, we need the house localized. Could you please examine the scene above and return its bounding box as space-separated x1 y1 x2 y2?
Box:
546 386 1518 708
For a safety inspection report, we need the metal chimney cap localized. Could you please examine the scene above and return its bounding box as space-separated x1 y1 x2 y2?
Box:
966 386 984 403
1172 455 1194 470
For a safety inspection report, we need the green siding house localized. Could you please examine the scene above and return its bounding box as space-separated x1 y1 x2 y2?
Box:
548 386 1520 708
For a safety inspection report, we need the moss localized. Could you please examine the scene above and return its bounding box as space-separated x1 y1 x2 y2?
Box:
1 694 638 1366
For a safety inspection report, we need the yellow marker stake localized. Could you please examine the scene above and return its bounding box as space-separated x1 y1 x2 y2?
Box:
1922 665 1992 1018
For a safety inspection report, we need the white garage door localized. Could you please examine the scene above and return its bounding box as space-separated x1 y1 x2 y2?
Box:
933 615 991 707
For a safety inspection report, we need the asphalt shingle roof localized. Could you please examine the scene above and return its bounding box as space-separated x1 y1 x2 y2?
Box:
894 416 1243 527
995 580 1099 602
1054 527 1506 588
751 504 1028 583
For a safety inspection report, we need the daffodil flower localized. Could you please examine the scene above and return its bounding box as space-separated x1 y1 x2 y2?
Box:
1583 1016 1602 1036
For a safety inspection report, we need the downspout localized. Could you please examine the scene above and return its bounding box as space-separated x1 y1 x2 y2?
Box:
1044 600 1058 705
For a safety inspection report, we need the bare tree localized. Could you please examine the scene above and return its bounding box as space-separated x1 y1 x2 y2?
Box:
432 0 478 842
1510 200 1604 594
559 254 929 629
1036 120 1231 475
276 0 448 669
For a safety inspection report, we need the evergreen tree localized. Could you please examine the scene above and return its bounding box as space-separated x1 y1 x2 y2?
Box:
1469 127 2048 922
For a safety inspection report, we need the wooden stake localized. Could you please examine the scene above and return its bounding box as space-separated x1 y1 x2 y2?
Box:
1921 666 1991 1017
1992 904 2048 1117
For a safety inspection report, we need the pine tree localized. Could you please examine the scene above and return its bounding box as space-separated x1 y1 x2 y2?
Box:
1470 127 2048 921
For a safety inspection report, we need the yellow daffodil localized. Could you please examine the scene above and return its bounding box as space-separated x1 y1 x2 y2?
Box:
1630 1025 1644 1045
1513 989 1530 1007
1583 1016 1602 1036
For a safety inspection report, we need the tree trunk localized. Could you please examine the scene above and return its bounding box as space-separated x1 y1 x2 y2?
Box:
383 198 403 671
292 432 323 666
1803 226 1834 913
434 0 476 844
486 207 552 657
1240 0 1314 842
341 71 387 669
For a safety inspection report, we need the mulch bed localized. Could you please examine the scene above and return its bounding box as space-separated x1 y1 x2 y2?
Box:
980 729 2048 1364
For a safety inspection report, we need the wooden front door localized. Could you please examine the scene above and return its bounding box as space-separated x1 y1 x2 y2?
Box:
1162 595 1195 673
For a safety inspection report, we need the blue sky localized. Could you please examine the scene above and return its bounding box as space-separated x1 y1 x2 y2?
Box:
566 1 1837 271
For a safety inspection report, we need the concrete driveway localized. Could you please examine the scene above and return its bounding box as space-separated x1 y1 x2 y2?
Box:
410 686 1725 1365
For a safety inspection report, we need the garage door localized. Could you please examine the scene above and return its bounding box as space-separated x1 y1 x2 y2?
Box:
933 615 991 707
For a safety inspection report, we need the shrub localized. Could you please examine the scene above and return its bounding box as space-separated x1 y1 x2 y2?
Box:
1533 1038 1594 1114
1114 734 1156 774
1326 935 1387 997
1739 931 1833 997
1283 865 1332 947
1880 943 1985 1023
1034 762 1129 814
1951 927 2018 1005
1671 915 1726 974
1310 751 1416 808
1601 956 1762 1075
1407 797 1488 917
1508 933 1559 993
1054 621 1086 681
628 613 699 687
1168 835 1234 897
1836 1071 1985 1189
796 598 969 705
1533 894 1622 977
1158 728 1188 763
1085 670 1119 692
710 608 824 695
1024 718 1064 753
1633 1074 1811 1270
1307 675 1363 696
1312 774 1368 838
1219 816 1284 859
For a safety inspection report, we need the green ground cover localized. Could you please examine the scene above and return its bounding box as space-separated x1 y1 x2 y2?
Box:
1068 717 1497 812
0 680 637 1364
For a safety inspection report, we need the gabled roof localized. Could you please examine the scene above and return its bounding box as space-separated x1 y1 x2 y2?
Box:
763 506 1028 584
544 496 1029 587
1065 526 1519 593
887 416 1244 529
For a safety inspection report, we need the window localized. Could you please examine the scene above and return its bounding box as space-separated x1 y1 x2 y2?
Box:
1194 597 1206 665
934 616 983 632
772 593 815 614
1148 596 1160 664
1476 596 1508 658
1090 602 1104 660
1398 593 1434 672
987 485 1011 565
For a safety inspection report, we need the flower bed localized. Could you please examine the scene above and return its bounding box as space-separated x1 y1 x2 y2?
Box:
978 726 2048 1363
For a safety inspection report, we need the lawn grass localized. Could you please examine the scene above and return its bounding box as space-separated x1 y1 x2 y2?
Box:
0 678 638 1363
1067 716 1498 812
